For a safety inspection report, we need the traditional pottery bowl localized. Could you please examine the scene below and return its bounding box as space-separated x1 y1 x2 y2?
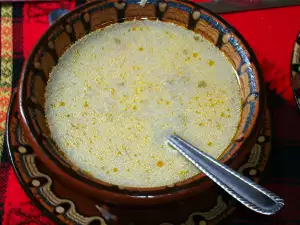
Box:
17 0 265 208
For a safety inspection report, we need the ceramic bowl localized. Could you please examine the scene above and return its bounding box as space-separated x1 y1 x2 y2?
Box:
17 0 265 207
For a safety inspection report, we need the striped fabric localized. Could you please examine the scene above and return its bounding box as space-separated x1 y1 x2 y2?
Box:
0 1 299 224
0 4 12 162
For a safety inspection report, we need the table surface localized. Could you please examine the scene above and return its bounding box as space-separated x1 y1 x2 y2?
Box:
0 1 299 224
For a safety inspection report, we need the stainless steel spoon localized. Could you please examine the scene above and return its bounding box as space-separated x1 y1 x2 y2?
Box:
167 134 284 215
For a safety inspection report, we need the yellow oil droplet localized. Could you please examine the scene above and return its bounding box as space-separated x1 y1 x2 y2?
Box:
208 59 215 67
113 168 118 172
84 101 89 108
59 102 65 107
192 52 198 58
199 122 203 126
156 161 164 167
179 170 188 178
207 142 213 146
132 105 137 110
138 47 144 51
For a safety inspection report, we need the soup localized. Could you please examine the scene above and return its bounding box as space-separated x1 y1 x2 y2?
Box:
45 20 241 188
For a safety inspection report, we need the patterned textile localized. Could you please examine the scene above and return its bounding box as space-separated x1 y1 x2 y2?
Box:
0 1 299 224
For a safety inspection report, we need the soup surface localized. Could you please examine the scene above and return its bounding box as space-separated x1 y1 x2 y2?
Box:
45 20 241 188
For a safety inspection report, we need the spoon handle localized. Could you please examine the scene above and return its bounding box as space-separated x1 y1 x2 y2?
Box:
167 135 284 215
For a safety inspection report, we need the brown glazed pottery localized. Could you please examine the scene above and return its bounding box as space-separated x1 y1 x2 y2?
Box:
12 0 266 223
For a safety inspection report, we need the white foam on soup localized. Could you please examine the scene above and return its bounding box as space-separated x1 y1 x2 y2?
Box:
45 20 241 188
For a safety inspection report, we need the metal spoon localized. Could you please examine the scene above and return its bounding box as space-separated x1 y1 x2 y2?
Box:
167 134 284 215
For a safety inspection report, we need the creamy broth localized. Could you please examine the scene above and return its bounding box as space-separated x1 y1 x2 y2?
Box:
45 20 241 188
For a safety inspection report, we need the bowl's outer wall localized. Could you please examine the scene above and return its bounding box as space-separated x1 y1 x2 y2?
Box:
17 0 265 206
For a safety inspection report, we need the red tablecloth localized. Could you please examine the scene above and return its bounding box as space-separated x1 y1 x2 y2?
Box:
0 1 299 224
